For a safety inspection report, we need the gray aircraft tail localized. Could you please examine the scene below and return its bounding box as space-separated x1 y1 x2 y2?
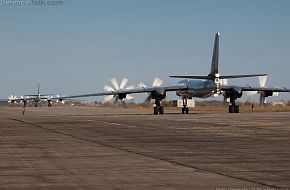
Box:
209 32 219 77
170 32 267 80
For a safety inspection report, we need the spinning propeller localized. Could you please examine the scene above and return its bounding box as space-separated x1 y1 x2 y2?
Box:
138 77 163 104
20 96 28 104
103 78 135 104
56 95 66 104
245 76 278 105
8 95 17 103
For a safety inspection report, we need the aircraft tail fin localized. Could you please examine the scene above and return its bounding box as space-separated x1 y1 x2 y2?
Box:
37 83 40 95
209 32 219 77
169 33 268 81
170 32 220 80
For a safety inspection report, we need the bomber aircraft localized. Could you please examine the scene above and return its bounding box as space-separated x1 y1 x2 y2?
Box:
36 33 290 114
2 83 61 114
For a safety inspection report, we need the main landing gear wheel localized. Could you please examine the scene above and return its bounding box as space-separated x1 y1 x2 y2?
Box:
228 96 240 113
154 106 164 115
181 97 189 114
182 107 189 114
153 99 164 115
228 105 239 113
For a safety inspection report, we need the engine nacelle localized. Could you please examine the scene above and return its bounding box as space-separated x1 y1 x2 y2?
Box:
224 88 243 99
259 90 273 97
118 93 127 100
151 88 166 100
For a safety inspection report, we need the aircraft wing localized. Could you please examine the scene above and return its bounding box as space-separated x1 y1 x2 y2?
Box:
56 85 188 100
221 85 290 93
0 96 36 103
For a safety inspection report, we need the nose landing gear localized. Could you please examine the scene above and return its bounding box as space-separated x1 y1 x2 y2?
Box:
181 97 189 114
153 99 164 115
228 97 239 113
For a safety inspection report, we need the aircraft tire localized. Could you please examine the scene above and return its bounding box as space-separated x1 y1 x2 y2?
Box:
185 107 189 114
154 107 159 115
159 106 164 115
234 105 239 113
229 105 234 113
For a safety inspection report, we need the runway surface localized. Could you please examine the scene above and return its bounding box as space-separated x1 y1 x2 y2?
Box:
0 106 289 189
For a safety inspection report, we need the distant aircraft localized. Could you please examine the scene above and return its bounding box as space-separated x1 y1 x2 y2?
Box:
4 83 57 109
39 33 290 114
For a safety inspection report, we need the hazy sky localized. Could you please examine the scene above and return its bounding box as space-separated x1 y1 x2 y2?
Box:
0 0 289 102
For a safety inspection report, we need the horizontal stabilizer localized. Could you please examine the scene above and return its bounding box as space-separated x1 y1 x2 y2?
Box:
24 94 54 96
24 94 38 96
169 75 211 80
170 74 267 80
219 74 267 79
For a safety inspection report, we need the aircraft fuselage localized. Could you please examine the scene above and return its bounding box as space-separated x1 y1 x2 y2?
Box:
177 79 216 98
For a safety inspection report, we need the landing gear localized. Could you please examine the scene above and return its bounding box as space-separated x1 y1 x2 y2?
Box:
35 103 38 107
182 107 189 114
228 104 239 113
153 99 164 115
181 97 189 114
22 101 27 115
47 100 52 107
228 97 239 113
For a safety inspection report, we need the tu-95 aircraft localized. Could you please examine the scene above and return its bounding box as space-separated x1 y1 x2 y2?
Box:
3 83 61 112
58 33 290 115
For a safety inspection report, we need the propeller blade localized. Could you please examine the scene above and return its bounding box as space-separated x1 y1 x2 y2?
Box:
259 94 265 105
144 94 152 104
8 95 17 103
245 91 258 96
138 82 147 88
8 95 17 99
113 96 119 105
46 95 53 101
152 78 163 87
104 85 114 92
104 95 114 102
111 78 120 90
119 78 128 89
56 95 65 103
125 94 134 100
258 76 267 87
126 85 135 90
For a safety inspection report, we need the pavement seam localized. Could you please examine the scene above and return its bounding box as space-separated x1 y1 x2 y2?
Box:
7 117 284 189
